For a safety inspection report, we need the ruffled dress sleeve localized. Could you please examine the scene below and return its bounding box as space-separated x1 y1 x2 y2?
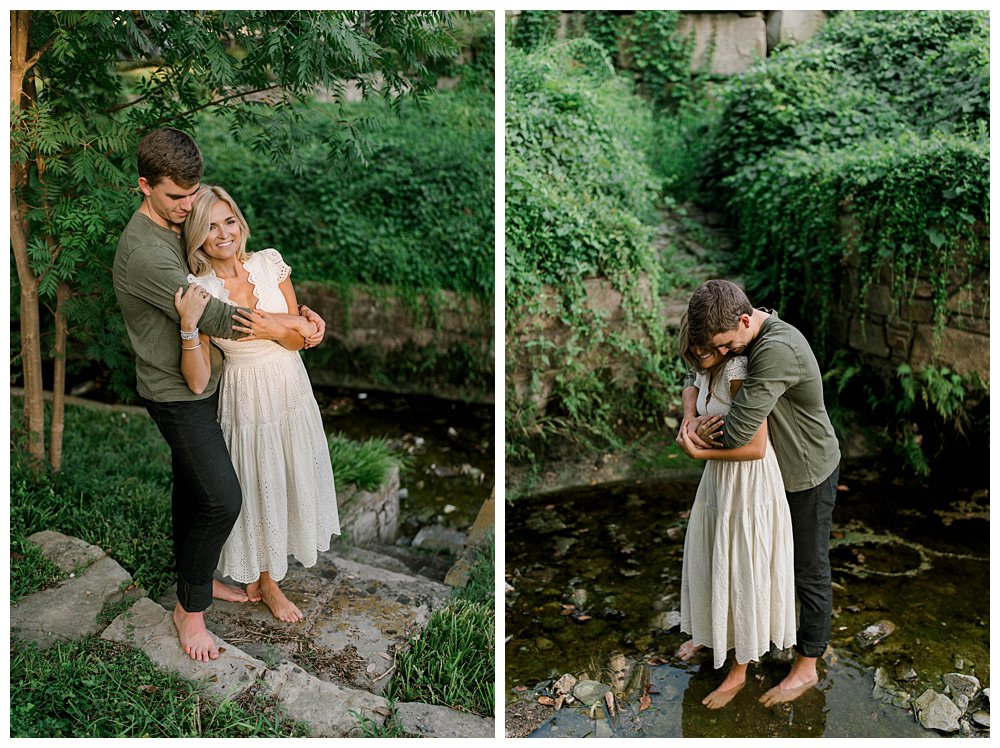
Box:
724 355 749 383
255 247 291 285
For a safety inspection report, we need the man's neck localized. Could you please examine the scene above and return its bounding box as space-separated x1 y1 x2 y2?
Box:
748 308 770 342
139 201 181 233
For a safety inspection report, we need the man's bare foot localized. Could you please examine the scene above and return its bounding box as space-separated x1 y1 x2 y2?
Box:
760 655 819 706
677 640 704 661
702 663 748 709
172 604 220 662
213 579 250 603
247 574 303 623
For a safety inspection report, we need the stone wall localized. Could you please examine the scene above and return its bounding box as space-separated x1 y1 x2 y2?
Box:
337 465 401 545
296 282 494 403
508 10 830 76
827 217 989 383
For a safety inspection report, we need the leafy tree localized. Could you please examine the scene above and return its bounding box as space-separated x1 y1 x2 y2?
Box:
10 10 464 469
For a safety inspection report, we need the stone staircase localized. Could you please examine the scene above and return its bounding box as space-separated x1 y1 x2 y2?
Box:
11 530 495 738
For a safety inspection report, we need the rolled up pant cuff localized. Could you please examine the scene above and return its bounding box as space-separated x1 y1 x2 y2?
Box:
177 576 213 613
793 640 827 659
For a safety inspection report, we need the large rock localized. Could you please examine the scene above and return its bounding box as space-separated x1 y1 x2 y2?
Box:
336 465 401 545
943 672 981 700
676 12 767 76
766 11 827 51
914 689 963 733
12 555 134 649
395 702 495 738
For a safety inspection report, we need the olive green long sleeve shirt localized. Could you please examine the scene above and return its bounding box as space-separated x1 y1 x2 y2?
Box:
113 211 243 402
683 310 841 492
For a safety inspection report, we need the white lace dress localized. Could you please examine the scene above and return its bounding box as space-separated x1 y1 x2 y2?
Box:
188 248 340 584
679 356 796 668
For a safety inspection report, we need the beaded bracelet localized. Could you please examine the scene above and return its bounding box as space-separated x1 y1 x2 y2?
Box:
180 328 199 340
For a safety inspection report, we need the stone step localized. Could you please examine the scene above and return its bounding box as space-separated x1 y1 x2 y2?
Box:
11 531 143 649
101 596 389 737
13 529 492 738
157 546 451 696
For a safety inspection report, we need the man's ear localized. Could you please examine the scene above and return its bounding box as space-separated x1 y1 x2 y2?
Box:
138 176 152 197
740 314 751 329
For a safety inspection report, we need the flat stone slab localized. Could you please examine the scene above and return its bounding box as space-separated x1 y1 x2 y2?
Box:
264 663 389 737
27 530 105 574
307 554 450 693
412 524 467 554
12 555 133 649
156 549 450 695
101 597 268 702
396 701 495 738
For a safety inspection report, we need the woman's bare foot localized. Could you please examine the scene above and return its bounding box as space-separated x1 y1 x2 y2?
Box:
213 579 250 603
677 640 704 661
247 573 303 623
172 603 220 662
702 663 748 709
759 655 819 706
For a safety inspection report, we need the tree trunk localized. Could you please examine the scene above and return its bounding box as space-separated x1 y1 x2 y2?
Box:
50 282 72 471
10 10 46 463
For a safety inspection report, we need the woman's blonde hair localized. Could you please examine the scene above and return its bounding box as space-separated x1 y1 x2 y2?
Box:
183 185 251 276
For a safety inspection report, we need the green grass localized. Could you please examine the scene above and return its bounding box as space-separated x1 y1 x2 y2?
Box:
327 433 405 492
9 638 309 737
385 539 495 717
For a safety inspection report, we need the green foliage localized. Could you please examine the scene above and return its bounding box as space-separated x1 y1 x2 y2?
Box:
10 638 309 737
506 41 677 459
387 598 494 717
451 535 494 606
822 353 986 477
12 10 470 403
618 11 700 110
509 10 561 50
327 433 404 492
698 10 989 352
195 88 493 299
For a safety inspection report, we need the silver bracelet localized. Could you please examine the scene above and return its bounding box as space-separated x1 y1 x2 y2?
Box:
180 328 199 340
181 343 202 351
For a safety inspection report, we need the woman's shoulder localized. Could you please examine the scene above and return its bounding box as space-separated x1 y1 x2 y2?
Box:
247 248 291 282
723 355 749 381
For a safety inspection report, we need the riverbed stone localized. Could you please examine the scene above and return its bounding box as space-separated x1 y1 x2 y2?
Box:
26 530 106 573
914 689 962 733
12 555 134 649
573 679 611 706
652 610 681 631
101 596 268 701
395 701 495 738
972 711 990 728
856 619 895 647
943 672 981 700
554 673 578 695
412 524 467 554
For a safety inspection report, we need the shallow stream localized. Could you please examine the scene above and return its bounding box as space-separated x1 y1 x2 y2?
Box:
505 460 989 738
314 387 494 537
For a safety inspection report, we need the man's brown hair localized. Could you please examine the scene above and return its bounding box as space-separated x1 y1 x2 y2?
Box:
137 127 202 188
686 279 753 347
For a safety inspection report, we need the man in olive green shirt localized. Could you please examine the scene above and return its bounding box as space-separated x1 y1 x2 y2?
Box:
113 128 324 663
677 279 840 706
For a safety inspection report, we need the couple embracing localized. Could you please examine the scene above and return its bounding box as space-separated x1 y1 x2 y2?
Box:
113 128 340 662
674 279 840 709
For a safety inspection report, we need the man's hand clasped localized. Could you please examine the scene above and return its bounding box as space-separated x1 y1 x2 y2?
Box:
676 414 725 458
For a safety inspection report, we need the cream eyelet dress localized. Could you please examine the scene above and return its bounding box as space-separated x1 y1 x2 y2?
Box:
187 248 340 584
679 355 796 669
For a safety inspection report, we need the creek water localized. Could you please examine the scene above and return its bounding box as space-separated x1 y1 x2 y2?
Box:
314 387 494 536
505 459 989 738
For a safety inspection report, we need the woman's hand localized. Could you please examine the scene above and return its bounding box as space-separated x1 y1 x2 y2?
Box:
232 308 292 342
174 284 211 330
298 304 325 348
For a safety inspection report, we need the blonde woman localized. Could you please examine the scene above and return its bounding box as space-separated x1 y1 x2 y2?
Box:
174 185 340 622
